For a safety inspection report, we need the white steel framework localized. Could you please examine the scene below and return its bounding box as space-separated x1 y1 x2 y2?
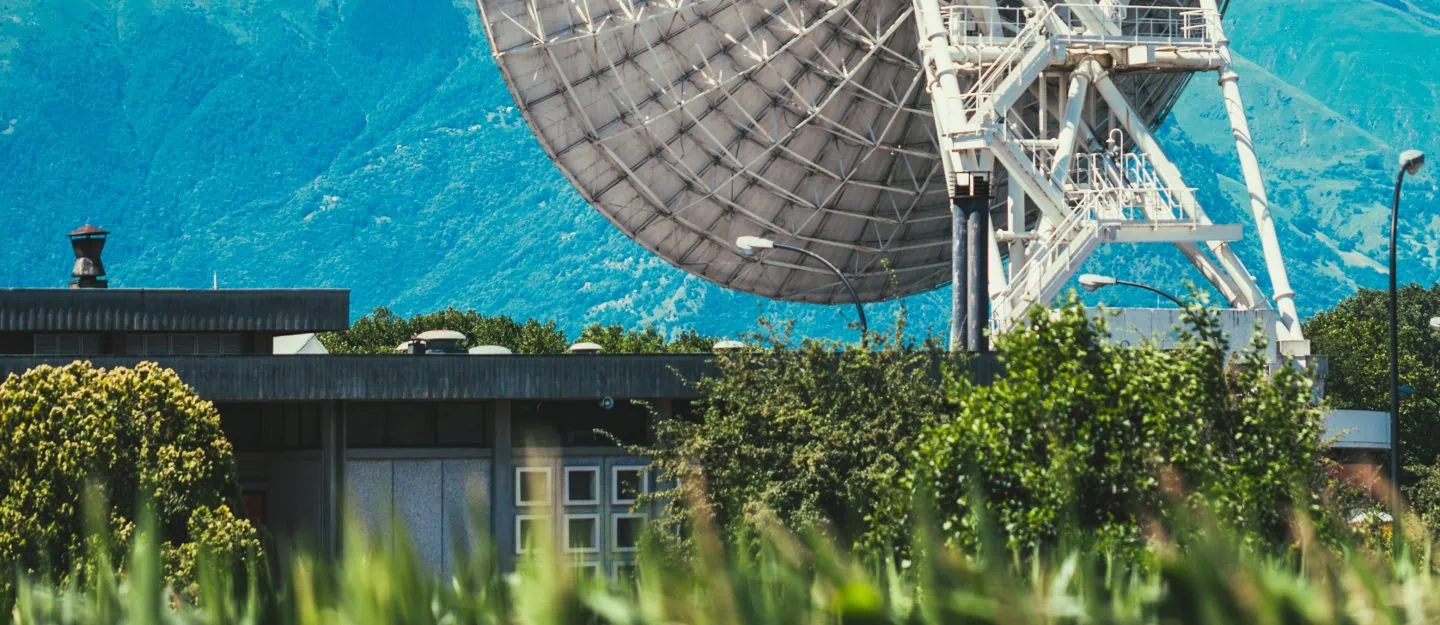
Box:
476 0 1308 356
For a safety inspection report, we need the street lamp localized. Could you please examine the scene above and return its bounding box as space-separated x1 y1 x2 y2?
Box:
1078 273 1186 308
1389 149 1425 510
736 236 868 340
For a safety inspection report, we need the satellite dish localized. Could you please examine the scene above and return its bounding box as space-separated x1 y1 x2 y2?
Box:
478 0 1309 357
475 0 1186 306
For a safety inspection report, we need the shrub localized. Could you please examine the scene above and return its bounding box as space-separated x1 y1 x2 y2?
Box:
0 361 259 600
907 297 1327 557
641 319 960 552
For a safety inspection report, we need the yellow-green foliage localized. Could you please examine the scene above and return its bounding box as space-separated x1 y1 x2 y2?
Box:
0 361 259 599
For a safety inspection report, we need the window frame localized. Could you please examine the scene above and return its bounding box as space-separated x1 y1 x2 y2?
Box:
563 513 601 554
611 465 648 506
515 514 543 555
563 466 601 505
515 466 553 507
611 512 648 553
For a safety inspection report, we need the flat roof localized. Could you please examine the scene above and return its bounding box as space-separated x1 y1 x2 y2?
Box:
0 353 1002 401
0 289 349 333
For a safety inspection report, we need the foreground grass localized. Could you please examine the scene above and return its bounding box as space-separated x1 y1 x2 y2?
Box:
8 512 1439 625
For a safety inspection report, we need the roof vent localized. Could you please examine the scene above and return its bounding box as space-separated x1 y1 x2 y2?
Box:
567 341 603 354
68 224 109 289
396 330 468 355
468 345 513 355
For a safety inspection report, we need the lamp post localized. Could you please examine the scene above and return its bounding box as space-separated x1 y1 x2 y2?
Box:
1389 150 1425 512
736 236 868 340
1078 273 1186 308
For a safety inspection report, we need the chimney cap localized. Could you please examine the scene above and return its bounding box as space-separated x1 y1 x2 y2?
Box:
68 224 109 237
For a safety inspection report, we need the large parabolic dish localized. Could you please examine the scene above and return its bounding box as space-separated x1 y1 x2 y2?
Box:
477 0 1198 304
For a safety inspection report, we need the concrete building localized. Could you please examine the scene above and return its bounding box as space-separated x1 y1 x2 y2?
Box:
0 226 712 575
0 283 707 574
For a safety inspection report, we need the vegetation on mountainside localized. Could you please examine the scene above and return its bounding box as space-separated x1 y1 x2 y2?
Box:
0 362 259 604
318 307 719 353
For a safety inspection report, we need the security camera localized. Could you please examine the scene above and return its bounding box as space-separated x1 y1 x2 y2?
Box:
599 396 616 410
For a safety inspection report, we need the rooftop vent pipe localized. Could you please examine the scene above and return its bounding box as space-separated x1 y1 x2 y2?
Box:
68 224 109 289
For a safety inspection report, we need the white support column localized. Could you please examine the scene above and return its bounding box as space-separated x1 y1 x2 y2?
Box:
1006 176 1027 267
1050 68 1092 186
1199 0 1306 348
988 219 1006 297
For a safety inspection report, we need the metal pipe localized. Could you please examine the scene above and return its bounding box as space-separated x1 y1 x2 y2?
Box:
772 242 868 341
963 177 991 352
952 200 968 351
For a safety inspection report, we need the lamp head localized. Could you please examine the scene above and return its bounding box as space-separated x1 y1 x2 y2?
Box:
736 235 775 256
1400 149 1426 175
1430 316 1440 332
1078 273 1117 293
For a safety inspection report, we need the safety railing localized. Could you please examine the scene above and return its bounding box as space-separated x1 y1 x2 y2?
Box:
1065 152 1196 223
943 3 1220 50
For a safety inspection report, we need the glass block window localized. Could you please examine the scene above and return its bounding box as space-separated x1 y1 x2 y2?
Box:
612 514 647 552
564 467 599 505
515 467 551 507
611 466 647 505
564 514 599 553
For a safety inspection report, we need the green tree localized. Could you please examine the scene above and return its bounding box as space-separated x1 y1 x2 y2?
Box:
641 319 959 552
319 307 570 354
909 297 1326 557
577 323 716 353
0 362 260 600
1305 284 1440 470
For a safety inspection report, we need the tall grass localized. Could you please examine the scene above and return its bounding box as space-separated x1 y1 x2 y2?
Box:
8 505 1440 625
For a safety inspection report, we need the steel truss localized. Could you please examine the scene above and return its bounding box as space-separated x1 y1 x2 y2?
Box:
916 0 1307 357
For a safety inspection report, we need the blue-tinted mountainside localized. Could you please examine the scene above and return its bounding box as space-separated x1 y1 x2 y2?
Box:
0 0 1433 340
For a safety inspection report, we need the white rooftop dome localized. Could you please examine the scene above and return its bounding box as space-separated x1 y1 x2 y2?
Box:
568 341 604 354
712 340 747 351
468 345 514 355
414 329 467 341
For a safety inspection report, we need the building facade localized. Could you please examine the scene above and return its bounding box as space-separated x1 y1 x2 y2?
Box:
0 285 709 575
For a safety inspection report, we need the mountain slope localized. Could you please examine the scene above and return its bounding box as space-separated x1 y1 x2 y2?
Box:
0 0 1432 340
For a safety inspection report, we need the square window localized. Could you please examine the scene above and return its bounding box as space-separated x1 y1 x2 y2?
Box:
611 466 647 505
572 562 601 580
564 467 599 505
612 561 639 581
516 467 552 507
564 514 599 553
516 515 543 555
612 514 647 552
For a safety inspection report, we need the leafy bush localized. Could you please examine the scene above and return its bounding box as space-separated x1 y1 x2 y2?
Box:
908 297 1327 557
642 319 959 552
0 362 259 600
318 307 717 354
1306 284 1440 471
